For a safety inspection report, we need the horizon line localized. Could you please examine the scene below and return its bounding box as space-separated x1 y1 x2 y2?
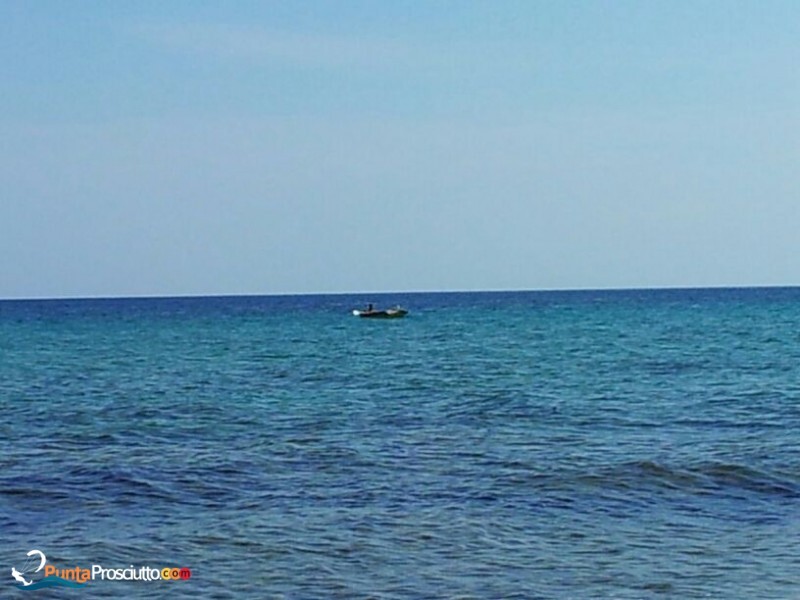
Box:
2 283 799 303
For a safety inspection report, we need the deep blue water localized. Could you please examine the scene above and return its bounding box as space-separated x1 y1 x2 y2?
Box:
2 288 800 599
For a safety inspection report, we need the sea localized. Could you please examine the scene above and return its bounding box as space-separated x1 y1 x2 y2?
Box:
1 288 799 599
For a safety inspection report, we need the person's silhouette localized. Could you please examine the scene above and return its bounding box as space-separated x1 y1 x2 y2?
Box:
12 567 32 586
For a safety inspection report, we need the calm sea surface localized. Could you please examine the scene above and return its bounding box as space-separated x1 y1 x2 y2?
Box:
2 289 800 599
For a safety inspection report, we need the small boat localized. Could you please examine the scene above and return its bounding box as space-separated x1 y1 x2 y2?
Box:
352 305 408 319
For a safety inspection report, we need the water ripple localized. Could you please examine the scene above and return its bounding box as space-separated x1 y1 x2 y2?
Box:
3 290 800 598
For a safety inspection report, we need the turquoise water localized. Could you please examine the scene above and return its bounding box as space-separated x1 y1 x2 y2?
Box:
2 289 800 598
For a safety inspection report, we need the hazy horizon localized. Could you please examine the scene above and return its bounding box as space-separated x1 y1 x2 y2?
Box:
5 283 800 303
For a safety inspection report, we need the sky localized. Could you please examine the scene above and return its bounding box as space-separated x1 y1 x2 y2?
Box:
1 0 798 299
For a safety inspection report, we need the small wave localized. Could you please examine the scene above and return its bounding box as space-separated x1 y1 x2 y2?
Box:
578 460 800 498
700 462 800 497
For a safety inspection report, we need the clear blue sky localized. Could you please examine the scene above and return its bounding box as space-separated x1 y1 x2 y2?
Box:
2 1 798 298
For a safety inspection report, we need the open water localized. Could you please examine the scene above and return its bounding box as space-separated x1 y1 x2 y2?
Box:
2 288 800 599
